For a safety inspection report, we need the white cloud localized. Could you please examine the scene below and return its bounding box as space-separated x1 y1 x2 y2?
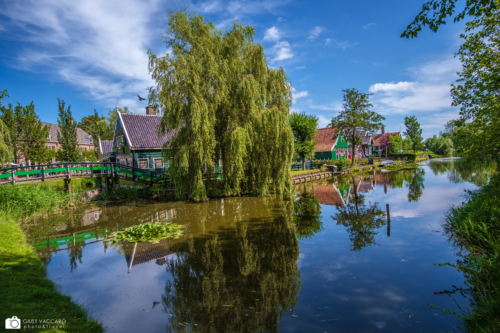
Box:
271 41 293 62
295 65 306 70
198 1 222 13
308 26 325 40
277 17 284 22
325 38 332 45
292 87 309 102
324 38 358 50
1 0 166 112
370 57 461 115
263 26 281 41
317 114 331 128
309 101 343 111
363 23 376 29
369 82 415 93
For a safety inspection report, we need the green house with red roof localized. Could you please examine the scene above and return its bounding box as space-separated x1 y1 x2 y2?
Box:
313 127 350 160
111 106 175 173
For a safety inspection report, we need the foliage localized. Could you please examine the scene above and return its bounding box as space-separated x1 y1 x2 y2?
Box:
148 11 294 201
441 173 500 332
78 109 107 151
451 6 500 160
389 135 402 153
389 153 417 161
331 88 385 166
404 116 424 153
0 90 13 166
331 177 386 251
382 163 420 171
293 192 323 239
0 212 104 333
80 148 98 161
402 0 498 38
0 101 49 164
110 222 184 243
426 135 454 155
56 99 79 162
402 137 413 152
36 145 57 164
289 112 318 170
428 158 497 186
333 158 351 171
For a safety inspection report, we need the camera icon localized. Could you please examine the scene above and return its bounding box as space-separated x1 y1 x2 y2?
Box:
5 316 21 329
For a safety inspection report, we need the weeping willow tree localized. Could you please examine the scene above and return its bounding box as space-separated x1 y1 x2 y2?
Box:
148 11 294 201
0 119 13 167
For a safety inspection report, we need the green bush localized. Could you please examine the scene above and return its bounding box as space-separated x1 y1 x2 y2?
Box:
333 159 350 171
389 153 416 161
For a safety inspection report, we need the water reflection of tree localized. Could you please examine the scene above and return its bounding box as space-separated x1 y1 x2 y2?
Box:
429 158 497 186
331 177 386 251
407 168 425 202
162 206 300 333
293 193 323 239
67 240 84 272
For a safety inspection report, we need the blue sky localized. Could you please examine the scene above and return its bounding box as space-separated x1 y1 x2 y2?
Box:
0 0 466 138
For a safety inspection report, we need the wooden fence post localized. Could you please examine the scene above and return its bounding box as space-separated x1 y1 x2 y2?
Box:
41 167 45 182
11 169 15 185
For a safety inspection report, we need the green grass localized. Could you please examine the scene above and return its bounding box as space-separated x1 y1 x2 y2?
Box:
109 222 184 243
442 173 500 332
291 169 326 176
0 212 103 333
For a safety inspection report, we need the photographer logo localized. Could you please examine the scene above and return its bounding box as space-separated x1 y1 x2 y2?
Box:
5 316 21 329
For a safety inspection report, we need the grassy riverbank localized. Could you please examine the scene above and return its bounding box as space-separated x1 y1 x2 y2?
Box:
443 173 500 332
0 181 104 332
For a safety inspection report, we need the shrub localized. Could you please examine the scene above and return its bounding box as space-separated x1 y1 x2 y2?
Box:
389 153 416 161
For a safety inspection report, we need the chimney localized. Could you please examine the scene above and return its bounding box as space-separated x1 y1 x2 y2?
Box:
381 125 385 135
145 106 156 115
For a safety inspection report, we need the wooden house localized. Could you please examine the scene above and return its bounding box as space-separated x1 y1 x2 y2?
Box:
112 106 176 173
313 127 350 161
372 127 401 157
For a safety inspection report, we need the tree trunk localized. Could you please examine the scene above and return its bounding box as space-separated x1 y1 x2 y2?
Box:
302 158 306 171
385 147 388 158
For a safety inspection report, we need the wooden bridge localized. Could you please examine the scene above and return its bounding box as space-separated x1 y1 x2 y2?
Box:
0 162 169 188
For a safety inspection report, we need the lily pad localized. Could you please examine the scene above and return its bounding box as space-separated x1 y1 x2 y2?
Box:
109 222 184 243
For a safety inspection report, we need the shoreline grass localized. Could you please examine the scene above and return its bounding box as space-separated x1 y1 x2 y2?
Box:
0 180 104 332
0 212 104 332
442 172 500 332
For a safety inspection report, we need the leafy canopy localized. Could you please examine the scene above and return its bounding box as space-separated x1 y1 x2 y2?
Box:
0 90 13 166
148 11 294 201
402 0 499 38
451 6 500 160
289 112 318 169
331 88 384 165
403 116 424 153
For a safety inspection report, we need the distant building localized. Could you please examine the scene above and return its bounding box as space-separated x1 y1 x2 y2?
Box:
43 122 94 152
98 139 114 163
313 127 350 161
372 126 401 157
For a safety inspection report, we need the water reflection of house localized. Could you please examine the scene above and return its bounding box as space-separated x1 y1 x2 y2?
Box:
373 173 392 193
58 207 101 231
356 177 375 194
123 239 176 274
308 183 351 206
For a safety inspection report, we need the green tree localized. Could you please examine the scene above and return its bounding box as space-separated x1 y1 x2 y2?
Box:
148 11 294 201
78 109 107 152
450 7 500 160
402 0 498 38
389 135 403 153
0 90 13 166
404 116 423 153
102 106 130 141
289 112 318 170
57 99 79 162
331 88 385 166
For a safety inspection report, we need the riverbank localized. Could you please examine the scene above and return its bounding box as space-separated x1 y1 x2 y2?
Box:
0 181 104 332
443 172 500 332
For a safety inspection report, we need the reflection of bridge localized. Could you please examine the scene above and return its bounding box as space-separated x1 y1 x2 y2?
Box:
0 162 167 186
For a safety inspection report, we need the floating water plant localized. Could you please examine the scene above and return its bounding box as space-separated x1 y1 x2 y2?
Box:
382 163 420 171
110 222 184 243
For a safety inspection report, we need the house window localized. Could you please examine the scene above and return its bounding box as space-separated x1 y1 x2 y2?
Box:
153 158 164 169
137 158 149 169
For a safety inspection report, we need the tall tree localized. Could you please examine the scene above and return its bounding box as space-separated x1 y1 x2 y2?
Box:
148 11 294 201
102 106 130 141
451 7 500 160
57 99 79 162
404 116 424 153
289 112 318 170
0 90 13 166
331 88 385 166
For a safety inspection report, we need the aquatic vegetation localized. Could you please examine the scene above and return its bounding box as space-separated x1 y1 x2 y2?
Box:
441 173 500 332
110 222 184 243
382 163 420 171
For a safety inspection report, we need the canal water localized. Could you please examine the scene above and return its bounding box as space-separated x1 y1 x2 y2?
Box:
24 158 496 332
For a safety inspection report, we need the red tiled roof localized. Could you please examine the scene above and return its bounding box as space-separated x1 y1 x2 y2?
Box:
373 132 399 146
120 113 177 149
314 127 338 152
308 183 345 206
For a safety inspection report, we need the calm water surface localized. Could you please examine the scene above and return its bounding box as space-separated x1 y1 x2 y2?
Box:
25 158 496 333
